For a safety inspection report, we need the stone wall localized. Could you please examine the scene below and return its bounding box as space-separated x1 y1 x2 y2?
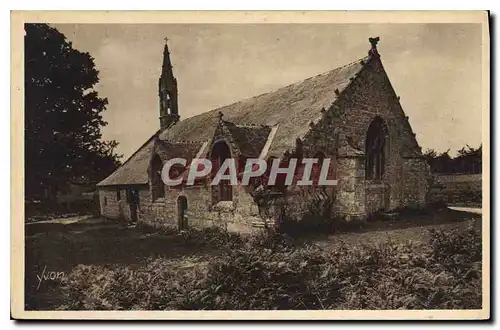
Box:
337 56 428 213
401 158 430 209
365 182 389 215
335 157 366 220
205 185 261 233
99 186 148 222
284 186 334 227
99 187 120 219
134 182 260 233
435 174 482 206
298 54 431 219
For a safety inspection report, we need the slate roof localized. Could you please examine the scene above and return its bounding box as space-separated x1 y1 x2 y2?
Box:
155 139 205 164
97 137 156 187
97 137 204 186
98 55 368 187
225 123 272 158
159 56 367 157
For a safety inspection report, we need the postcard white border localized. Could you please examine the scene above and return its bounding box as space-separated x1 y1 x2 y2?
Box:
10 10 490 320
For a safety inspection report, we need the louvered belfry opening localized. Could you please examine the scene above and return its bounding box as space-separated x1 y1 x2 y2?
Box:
365 116 388 181
211 141 233 203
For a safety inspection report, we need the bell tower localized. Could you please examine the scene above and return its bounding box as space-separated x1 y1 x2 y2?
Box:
158 38 180 130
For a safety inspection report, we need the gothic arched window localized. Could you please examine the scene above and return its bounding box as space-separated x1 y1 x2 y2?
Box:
151 154 165 200
211 141 233 202
365 117 388 180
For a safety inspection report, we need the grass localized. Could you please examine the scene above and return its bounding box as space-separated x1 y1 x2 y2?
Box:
24 209 482 310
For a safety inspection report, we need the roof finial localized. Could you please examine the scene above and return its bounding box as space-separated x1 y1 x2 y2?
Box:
368 36 380 57
369 37 379 48
164 36 169 43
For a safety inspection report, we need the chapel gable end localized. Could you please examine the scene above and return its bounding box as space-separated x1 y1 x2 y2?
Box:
330 38 423 158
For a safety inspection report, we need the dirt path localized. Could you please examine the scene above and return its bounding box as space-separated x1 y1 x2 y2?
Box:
25 214 94 225
304 208 482 249
315 218 479 249
448 206 482 214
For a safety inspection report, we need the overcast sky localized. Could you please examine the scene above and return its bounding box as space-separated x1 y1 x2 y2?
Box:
53 23 483 159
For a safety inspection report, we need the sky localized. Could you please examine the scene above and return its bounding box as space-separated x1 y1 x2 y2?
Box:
53 23 483 159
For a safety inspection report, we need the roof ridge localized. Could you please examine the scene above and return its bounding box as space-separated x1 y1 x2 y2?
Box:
160 139 206 144
234 123 270 128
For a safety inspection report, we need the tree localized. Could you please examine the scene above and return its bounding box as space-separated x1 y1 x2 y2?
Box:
456 144 482 174
25 24 121 201
424 145 482 174
423 148 438 172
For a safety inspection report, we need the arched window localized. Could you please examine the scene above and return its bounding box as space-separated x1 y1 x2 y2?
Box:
365 117 388 180
151 154 165 200
211 141 232 202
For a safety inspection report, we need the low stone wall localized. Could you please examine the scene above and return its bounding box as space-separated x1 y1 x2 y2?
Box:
434 174 482 206
135 184 261 233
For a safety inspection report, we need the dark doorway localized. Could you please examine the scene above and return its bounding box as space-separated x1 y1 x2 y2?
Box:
177 195 188 231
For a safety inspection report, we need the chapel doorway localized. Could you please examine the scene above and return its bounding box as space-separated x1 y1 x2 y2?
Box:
177 195 188 231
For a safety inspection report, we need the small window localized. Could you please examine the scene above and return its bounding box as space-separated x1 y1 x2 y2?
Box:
116 188 121 201
104 197 107 206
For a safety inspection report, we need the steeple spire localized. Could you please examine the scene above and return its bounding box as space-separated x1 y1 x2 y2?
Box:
158 37 179 130
162 37 173 72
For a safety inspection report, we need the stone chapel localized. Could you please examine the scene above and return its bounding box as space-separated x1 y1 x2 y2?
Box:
97 37 432 232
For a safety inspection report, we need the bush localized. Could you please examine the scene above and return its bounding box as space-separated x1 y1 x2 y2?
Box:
248 230 296 251
428 223 482 281
25 199 97 222
180 227 244 249
58 225 482 310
